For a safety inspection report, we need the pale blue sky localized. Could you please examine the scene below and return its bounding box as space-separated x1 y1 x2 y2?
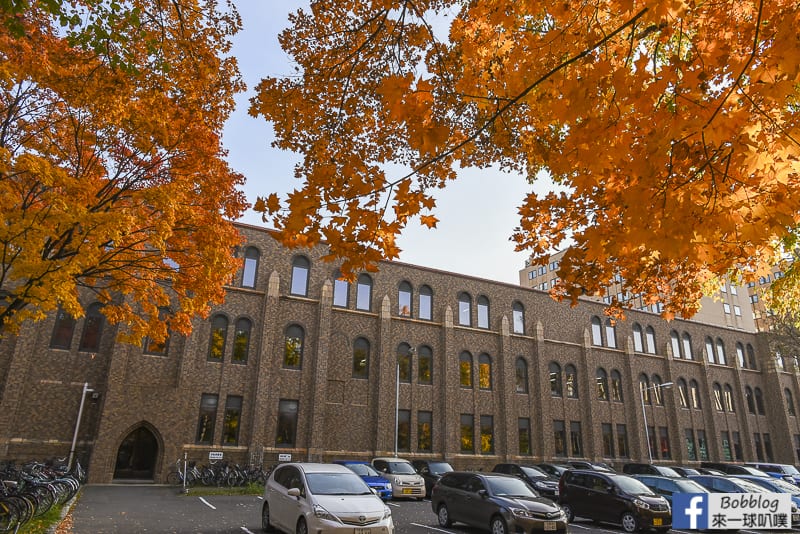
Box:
221 1 538 285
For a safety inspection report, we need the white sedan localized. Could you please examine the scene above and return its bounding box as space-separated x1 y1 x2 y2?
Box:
262 462 394 534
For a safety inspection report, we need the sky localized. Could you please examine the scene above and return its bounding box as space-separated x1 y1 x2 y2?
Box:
221 1 539 286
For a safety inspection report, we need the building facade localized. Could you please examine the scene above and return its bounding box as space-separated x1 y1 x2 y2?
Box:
1 223 800 483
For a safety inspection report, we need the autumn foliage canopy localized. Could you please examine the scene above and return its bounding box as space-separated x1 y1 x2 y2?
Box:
0 1 247 342
252 0 800 320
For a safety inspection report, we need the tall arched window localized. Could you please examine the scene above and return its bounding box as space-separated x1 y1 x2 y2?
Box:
639 374 652 405
746 344 757 369
290 256 310 296
333 269 349 307
633 324 644 352
604 319 617 348
754 387 765 415
670 330 681 358
724 384 735 412
50 306 76 349
610 370 623 402
356 274 373 311
549 362 563 397
419 285 433 320
459 351 473 387
241 246 259 288
478 353 492 389
786 389 796 416
677 378 689 408
208 314 228 361
565 364 578 398
652 375 665 404
682 332 693 360
735 343 745 367
458 292 472 326
745 386 756 414
232 318 252 363
590 316 603 346
512 301 525 334
689 380 702 409
397 342 412 383
596 368 609 401
353 337 370 379
712 383 723 411
515 358 528 393
477 296 490 328
645 327 657 354
418 345 432 384
705 337 716 364
283 324 304 369
78 302 104 353
398 281 413 317
715 338 727 365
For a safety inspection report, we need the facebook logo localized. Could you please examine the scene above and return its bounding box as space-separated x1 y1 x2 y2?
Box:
674 494 709 529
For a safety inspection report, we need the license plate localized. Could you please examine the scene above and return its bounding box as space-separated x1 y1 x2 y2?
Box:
553 489 559 496
793 514 800 522
653 518 663 526
402 488 413 494
544 521 557 531
355 529 370 534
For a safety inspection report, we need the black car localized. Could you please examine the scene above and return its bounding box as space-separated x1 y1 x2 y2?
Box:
667 466 701 477
568 461 615 472
412 459 454 497
537 463 572 479
492 463 560 500
431 471 568 534
622 463 681 477
558 469 671 533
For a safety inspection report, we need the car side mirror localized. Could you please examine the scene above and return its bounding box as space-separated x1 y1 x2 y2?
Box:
288 487 302 498
478 489 488 498
606 486 615 494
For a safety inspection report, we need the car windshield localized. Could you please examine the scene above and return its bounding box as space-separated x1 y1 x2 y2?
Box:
755 478 800 494
344 463 381 477
487 477 537 497
520 466 549 479
306 472 372 495
674 480 709 493
783 466 800 476
741 466 770 477
614 476 655 496
386 461 416 474
678 468 700 476
428 462 454 475
656 467 680 477
732 479 769 493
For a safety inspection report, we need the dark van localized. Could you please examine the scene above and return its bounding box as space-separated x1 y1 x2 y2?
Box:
558 469 671 533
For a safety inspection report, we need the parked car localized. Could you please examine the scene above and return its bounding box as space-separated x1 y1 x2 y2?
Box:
622 463 681 478
699 462 773 479
536 463 572 479
632 474 710 505
746 462 800 485
729 474 800 525
567 461 615 472
689 473 772 494
333 460 393 500
372 457 426 500
261 462 394 534
558 469 671 533
695 467 727 476
412 459 454 498
667 466 701 477
492 463 560 500
431 471 568 534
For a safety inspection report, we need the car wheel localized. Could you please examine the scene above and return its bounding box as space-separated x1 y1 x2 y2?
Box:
491 516 508 534
620 512 639 533
296 517 308 534
261 502 274 533
561 504 574 523
437 503 452 527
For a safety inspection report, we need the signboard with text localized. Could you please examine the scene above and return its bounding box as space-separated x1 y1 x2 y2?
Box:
674 493 793 530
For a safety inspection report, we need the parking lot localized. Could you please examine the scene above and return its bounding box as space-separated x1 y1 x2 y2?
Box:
65 485 800 534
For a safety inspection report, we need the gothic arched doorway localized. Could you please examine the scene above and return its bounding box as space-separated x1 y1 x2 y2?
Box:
113 426 158 480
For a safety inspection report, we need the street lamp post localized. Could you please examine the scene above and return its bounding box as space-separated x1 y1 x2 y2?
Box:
68 382 95 470
641 381 673 463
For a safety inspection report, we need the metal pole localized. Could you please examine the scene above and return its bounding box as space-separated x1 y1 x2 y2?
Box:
394 363 399 457
182 451 188 494
68 383 94 470
641 386 652 463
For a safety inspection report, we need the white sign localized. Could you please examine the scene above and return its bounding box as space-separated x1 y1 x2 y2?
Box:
208 451 223 460
278 453 292 462
674 493 792 530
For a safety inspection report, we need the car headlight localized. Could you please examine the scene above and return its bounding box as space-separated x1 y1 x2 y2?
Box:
534 481 547 489
394 477 402 485
510 507 532 518
383 506 392 520
313 504 337 521
633 499 650 510
792 503 798 513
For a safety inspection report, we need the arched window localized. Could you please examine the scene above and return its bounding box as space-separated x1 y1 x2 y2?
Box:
715 338 727 365
633 324 644 352
735 343 745 367
645 327 657 354
549 362 563 397
459 351 473 387
724 384 735 412
232 318 252 363
682 332 693 360
208 314 228 361
565 364 578 398
652 375 665 405
397 342 412 383
786 389 796 416
78 302 104 353
353 337 370 379
610 370 623 402
705 337 716 364
670 330 681 358
283 324 304 369
746 344 757 369
590 316 603 346
241 246 259 288
419 285 433 320
418 345 432 384
745 386 756 414
677 378 689 408
639 374 652 405
332 269 349 307
143 308 170 356
398 281 413 317
604 319 617 348
478 353 492 389
356 274 373 311
712 383 723 411
754 387 765 415
689 380 702 409
515 358 528 393
50 306 76 350
458 292 472 326
512 301 525 334
596 368 609 401
477 295 490 328
290 256 310 296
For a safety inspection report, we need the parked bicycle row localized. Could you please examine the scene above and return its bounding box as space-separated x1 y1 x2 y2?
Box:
167 458 271 488
0 458 85 532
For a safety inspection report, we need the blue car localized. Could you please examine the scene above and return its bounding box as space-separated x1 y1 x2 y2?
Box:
333 460 393 500
731 475 800 526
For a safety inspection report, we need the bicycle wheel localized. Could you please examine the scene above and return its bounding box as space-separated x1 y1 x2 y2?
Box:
0 499 19 533
166 471 181 485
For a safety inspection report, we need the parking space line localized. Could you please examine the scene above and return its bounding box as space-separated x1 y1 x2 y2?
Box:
241 528 255 534
569 524 619 534
199 497 216 510
387 502 401 507
410 522 455 533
